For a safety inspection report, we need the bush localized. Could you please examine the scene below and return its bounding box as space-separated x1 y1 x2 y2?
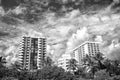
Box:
110 75 120 80
94 70 111 80
1 77 18 80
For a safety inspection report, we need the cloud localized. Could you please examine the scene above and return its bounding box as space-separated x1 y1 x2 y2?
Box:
0 31 9 36
107 41 120 60
66 27 90 53
1 9 120 65
51 43 67 61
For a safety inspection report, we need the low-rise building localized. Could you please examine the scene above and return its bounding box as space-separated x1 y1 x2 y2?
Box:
57 54 71 71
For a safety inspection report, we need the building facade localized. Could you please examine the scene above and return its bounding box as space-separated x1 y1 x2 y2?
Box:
57 54 71 71
19 37 46 70
72 41 100 65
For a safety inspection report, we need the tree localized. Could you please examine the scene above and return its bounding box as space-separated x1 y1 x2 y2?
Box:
36 65 75 80
44 56 53 67
1 77 18 80
0 57 6 64
0 57 9 79
104 59 120 76
27 71 37 80
67 58 78 73
17 70 29 80
93 52 106 70
10 61 22 71
82 54 93 66
0 66 19 79
74 67 86 78
0 57 6 68
0 66 8 79
82 54 102 78
94 70 110 80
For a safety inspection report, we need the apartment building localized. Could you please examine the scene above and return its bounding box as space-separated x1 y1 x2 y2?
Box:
72 41 100 65
19 36 46 70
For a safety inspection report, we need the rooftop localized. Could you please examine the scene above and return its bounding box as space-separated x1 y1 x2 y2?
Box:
71 41 100 52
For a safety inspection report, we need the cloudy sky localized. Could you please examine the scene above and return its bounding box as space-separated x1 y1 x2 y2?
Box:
0 6 120 65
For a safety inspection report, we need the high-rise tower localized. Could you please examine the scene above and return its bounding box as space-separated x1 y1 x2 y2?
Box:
19 37 46 70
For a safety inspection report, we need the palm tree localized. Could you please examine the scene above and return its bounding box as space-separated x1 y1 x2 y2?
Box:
0 57 6 68
113 60 120 75
11 61 22 71
93 52 104 61
74 67 86 78
82 54 94 66
93 52 106 70
104 59 120 76
82 54 99 78
103 59 112 75
0 57 2 62
44 56 53 67
0 57 11 79
67 58 78 73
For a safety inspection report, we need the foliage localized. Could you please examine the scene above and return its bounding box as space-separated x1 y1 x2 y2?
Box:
94 70 110 80
44 56 53 67
0 56 74 80
36 66 74 80
67 58 78 72
1 77 18 80
1 53 120 80
17 70 30 80
75 67 86 78
81 52 120 79
11 61 22 70
104 59 120 76
82 53 107 78
110 75 120 80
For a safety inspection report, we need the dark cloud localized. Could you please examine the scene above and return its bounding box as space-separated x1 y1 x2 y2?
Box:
0 31 9 36
114 25 120 33
1 0 20 10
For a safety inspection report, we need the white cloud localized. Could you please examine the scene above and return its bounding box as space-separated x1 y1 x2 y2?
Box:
1 9 120 64
66 27 90 53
